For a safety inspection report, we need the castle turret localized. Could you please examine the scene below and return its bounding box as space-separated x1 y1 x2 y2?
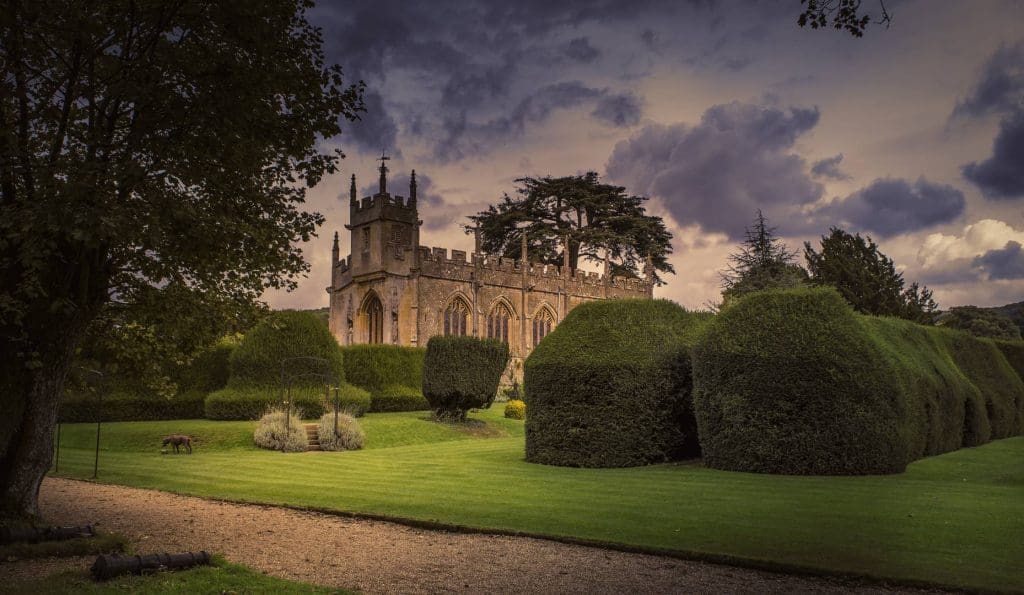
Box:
347 157 418 279
409 169 417 208
332 231 339 265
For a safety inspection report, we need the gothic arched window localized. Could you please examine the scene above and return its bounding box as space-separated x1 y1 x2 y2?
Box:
532 308 554 347
443 298 470 336
365 294 384 344
486 302 513 343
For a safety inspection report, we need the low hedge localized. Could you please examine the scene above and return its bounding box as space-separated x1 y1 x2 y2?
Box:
370 384 430 412
59 390 206 422
423 336 509 420
327 383 372 417
693 287 1024 475
341 344 424 394
229 311 344 389
524 299 712 468
204 387 327 421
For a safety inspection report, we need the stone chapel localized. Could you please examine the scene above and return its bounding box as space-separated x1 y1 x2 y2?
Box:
327 158 654 374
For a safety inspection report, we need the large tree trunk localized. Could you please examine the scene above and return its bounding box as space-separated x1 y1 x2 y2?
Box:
0 313 86 523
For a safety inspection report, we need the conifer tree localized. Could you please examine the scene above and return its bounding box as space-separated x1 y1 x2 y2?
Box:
720 210 808 303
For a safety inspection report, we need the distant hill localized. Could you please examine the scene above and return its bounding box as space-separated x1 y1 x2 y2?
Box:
987 301 1024 334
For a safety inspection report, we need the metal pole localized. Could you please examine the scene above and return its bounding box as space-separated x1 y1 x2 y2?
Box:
333 387 339 437
93 389 103 479
284 381 291 452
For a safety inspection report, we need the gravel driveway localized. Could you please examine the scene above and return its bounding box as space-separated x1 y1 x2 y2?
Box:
0 477 947 594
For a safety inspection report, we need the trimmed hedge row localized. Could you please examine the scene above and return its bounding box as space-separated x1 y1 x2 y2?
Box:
370 384 430 412
204 387 328 421
423 336 509 419
524 299 712 468
693 287 1024 475
341 344 424 394
229 311 344 389
59 390 206 423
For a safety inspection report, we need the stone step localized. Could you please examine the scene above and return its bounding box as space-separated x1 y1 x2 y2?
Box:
304 424 320 451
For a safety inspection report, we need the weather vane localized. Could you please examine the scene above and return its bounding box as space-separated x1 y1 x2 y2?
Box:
378 148 390 194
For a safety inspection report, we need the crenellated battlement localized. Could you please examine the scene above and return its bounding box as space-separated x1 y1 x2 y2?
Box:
351 193 417 212
413 245 652 292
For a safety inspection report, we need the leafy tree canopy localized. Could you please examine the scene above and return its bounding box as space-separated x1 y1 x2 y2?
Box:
804 227 937 323
721 210 808 304
0 0 363 520
466 172 674 285
798 0 892 37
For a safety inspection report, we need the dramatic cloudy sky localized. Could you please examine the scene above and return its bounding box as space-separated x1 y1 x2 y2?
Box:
265 0 1024 311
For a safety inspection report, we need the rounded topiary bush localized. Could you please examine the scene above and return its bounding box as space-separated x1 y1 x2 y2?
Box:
230 311 344 389
317 412 365 451
423 336 509 421
254 406 308 452
177 336 239 394
504 399 525 420
693 287 909 475
524 299 711 468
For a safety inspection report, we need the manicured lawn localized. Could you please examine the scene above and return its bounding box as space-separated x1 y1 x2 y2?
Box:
51 408 1024 593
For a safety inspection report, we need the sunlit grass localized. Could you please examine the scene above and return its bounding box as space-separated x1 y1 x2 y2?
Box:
51 408 1024 592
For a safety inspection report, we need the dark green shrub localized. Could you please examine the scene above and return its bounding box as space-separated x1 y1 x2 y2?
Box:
177 336 238 393
693 288 909 475
370 384 430 412
204 386 327 420
948 334 1023 439
423 336 509 420
229 311 344 389
693 287 1024 476
341 344 424 394
994 339 1024 431
861 317 974 457
525 299 711 468
326 383 371 417
59 390 206 422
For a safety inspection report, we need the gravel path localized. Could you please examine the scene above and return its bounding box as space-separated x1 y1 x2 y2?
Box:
1 477 946 594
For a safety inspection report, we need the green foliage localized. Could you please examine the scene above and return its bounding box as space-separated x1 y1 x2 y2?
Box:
341 344 424 394
938 305 1021 340
176 336 240 394
504 399 526 420
721 210 807 303
423 336 509 420
204 387 326 421
804 227 937 323
316 412 365 451
468 172 674 284
328 384 372 417
694 287 1024 475
525 299 711 468
253 407 308 452
0 0 364 518
696 288 911 474
230 311 345 389
370 384 431 413
59 391 206 423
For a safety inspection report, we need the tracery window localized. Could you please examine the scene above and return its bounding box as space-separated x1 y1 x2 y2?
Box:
365 294 384 344
443 298 470 336
532 308 554 347
486 302 513 343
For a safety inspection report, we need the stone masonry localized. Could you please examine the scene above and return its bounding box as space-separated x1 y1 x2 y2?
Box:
327 159 654 377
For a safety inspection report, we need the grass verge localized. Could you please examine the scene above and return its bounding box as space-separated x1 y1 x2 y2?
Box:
7 556 350 594
50 407 1024 593
0 532 129 560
